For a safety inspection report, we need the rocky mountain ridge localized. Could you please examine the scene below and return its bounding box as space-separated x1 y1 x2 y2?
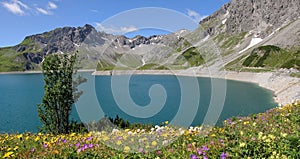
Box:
0 0 299 72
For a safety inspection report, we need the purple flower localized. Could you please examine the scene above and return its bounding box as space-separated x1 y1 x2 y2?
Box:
187 143 192 147
203 156 208 159
190 154 199 159
156 150 161 155
138 147 144 153
77 148 82 153
200 145 209 151
220 152 229 159
86 136 92 141
116 136 122 140
226 118 233 125
62 139 67 143
88 144 94 148
43 144 48 148
83 144 88 150
197 150 203 155
30 148 35 152
75 142 80 147
69 143 73 147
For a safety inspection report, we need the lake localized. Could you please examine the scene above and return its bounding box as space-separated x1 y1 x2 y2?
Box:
0 72 277 133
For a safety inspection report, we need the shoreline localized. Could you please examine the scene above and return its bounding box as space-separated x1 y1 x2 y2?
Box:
93 70 300 105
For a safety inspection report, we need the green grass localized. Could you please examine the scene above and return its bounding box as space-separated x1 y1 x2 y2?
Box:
226 45 300 71
221 32 247 49
200 19 217 31
242 45 300 69
175 47 205 67
0 47 26 72
137 63 169 70
1 102 299 158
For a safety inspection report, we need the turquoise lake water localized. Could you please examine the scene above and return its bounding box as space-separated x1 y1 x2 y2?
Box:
0 72 277 133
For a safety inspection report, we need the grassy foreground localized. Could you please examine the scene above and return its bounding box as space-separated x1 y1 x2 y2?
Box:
1 102 299 158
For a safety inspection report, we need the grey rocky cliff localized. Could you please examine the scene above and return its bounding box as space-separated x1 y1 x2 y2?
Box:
201 0 300 38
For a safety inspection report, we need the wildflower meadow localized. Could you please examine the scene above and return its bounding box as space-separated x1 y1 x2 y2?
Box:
1 101 299 158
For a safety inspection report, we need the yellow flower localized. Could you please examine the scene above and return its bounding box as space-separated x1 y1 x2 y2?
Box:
124 146 130 152
252 122 257 127
35 136 40 141
70 133 76 137
243 121 249 125
268 134 275 140
219 128 225 133
165 121 169 125
13 146 18 151
240 131 244 136
17 134 23 139
281 133 287 138
117 140 122 145
54 150 59 154
152 141 157 146
264 138 271 143
210 134 216 137
3 151 13 158
239 142 246 147
103 136 109 141
184 131 189 136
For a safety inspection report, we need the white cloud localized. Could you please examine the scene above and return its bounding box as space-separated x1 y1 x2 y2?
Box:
1 0 29 15
36 1 57 15
36 7 51 15
90 9 99 13
16 0 29 9
186 9 208 22
47 2 57 10
96 23 138 34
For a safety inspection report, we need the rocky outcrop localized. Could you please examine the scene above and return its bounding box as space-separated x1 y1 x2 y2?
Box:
201 0 300 38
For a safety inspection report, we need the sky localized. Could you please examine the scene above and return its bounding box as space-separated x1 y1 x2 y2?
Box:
0 0 230 47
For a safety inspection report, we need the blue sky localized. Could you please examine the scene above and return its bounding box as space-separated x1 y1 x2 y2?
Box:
0 0 230 47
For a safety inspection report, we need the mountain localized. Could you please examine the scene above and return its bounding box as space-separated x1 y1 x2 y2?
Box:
0 0 299 72
199 0 300 71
